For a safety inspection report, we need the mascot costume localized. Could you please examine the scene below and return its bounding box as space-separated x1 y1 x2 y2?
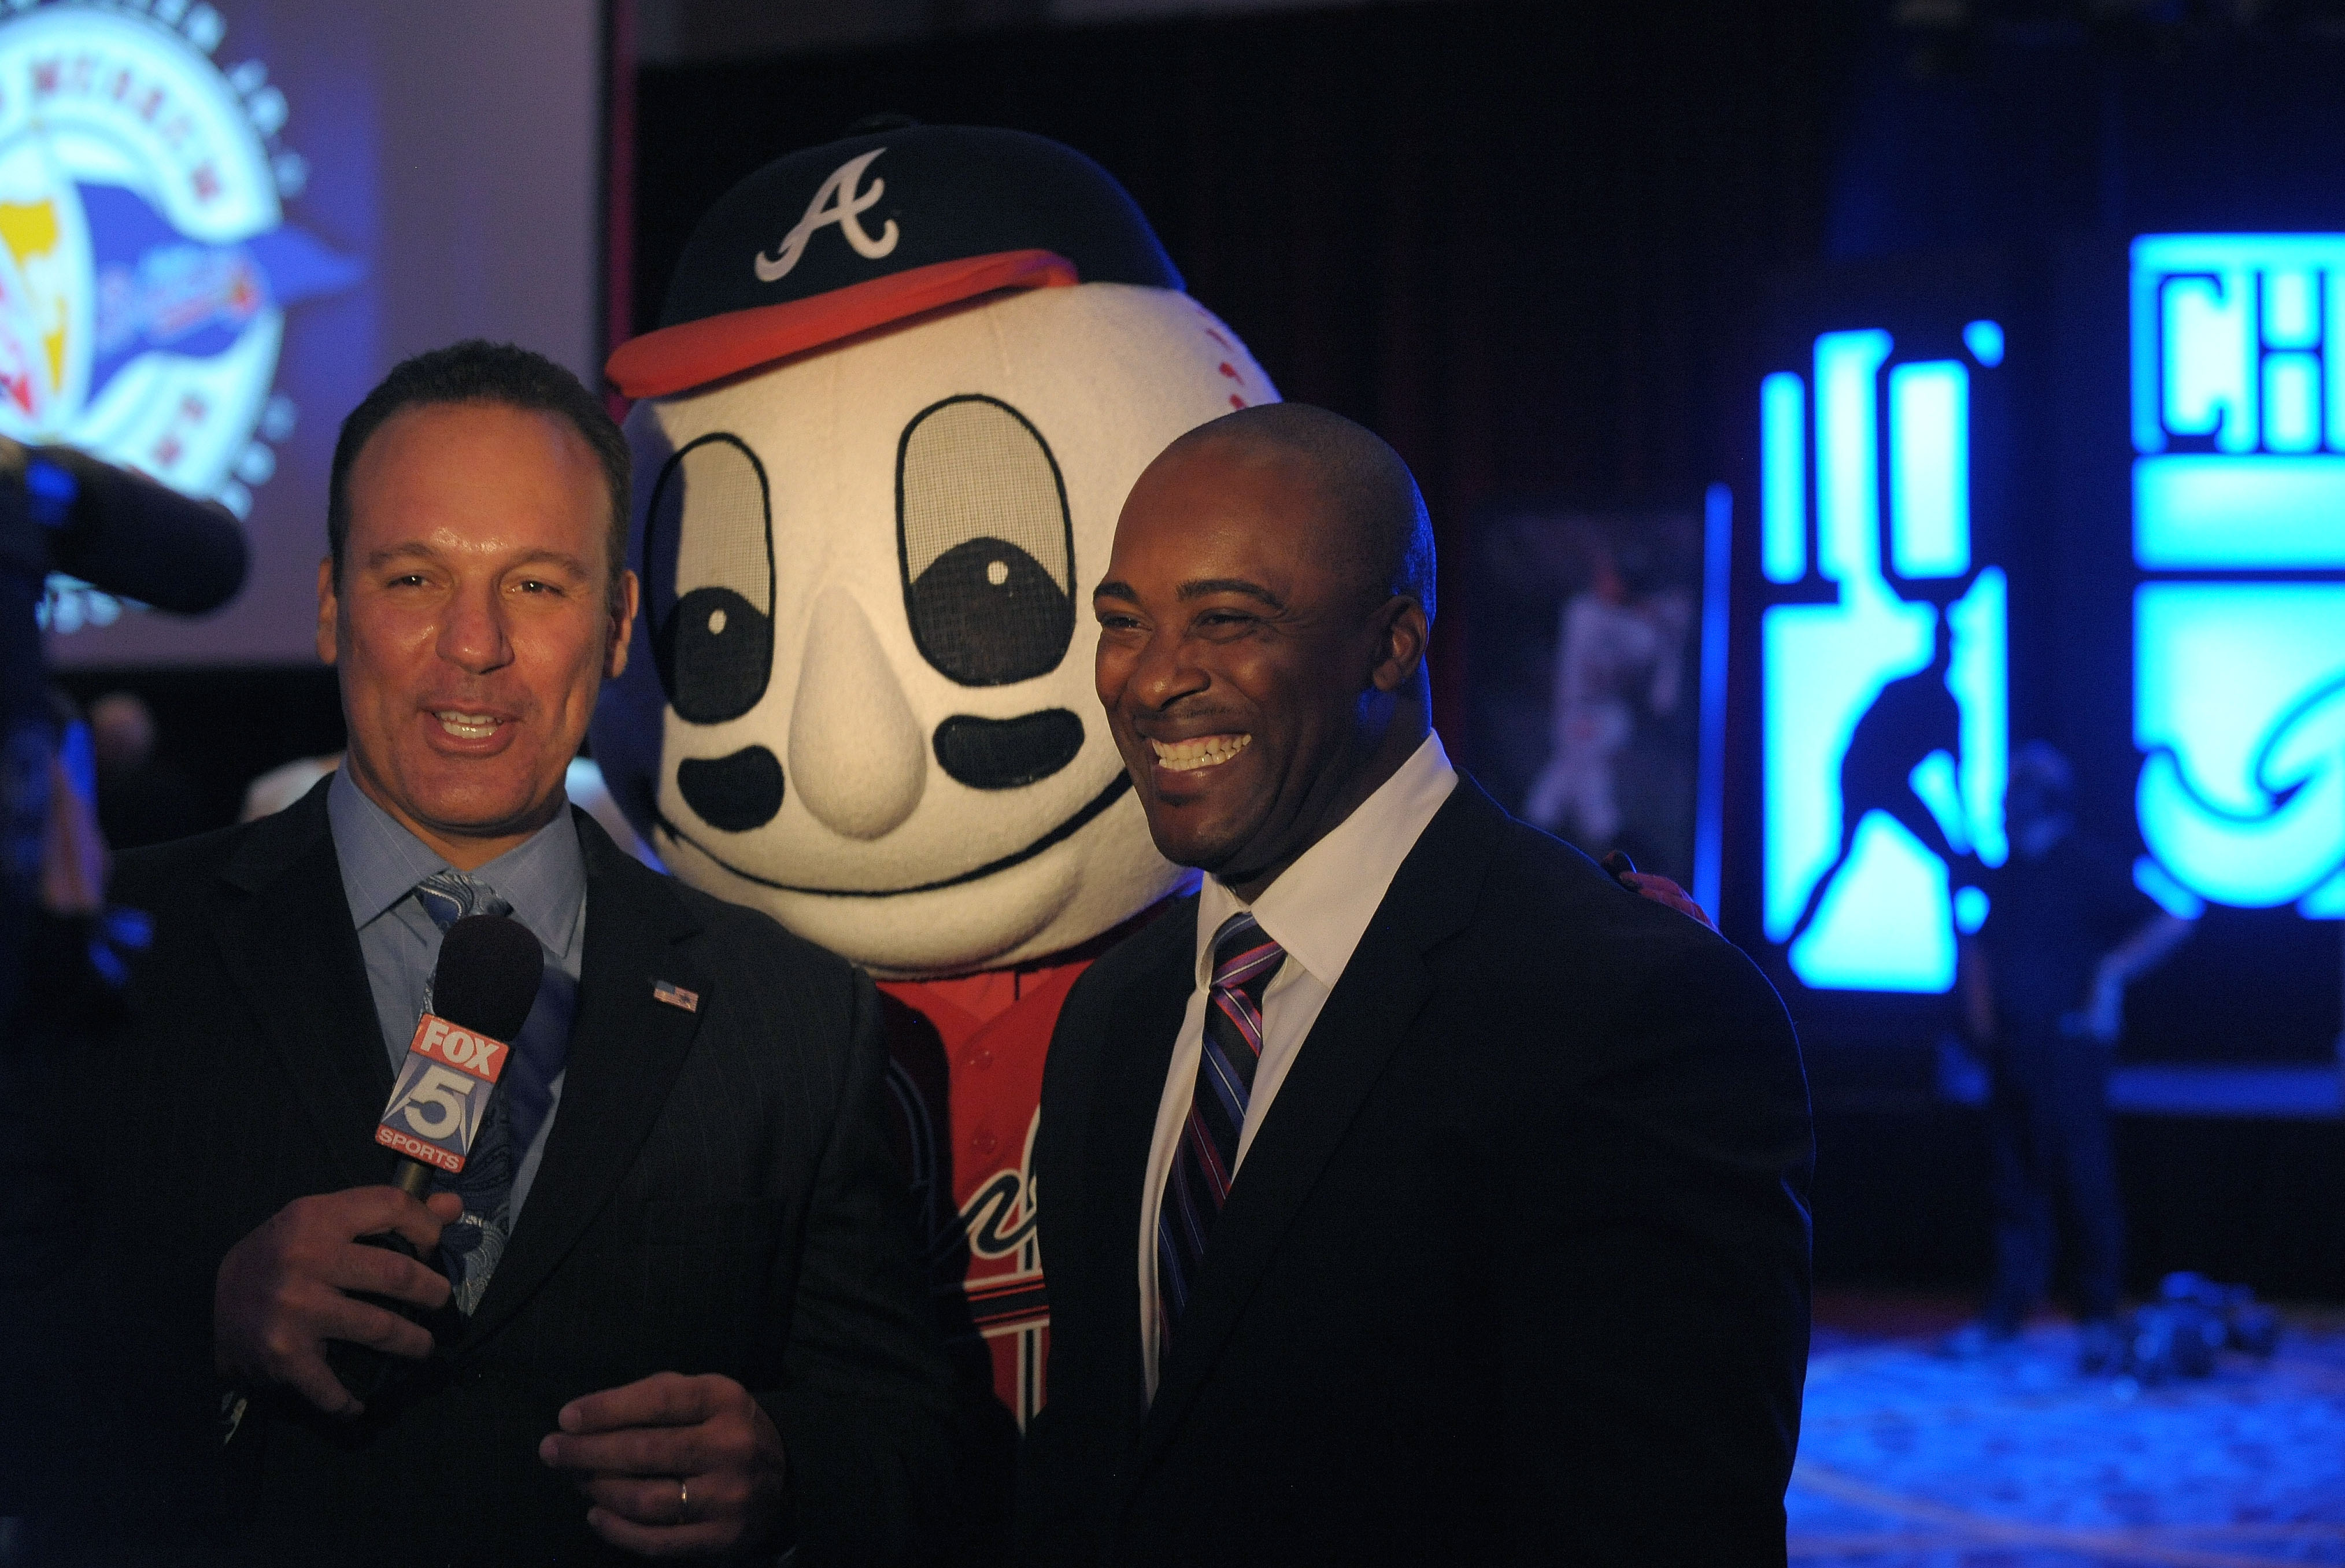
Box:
590 121 1275 1485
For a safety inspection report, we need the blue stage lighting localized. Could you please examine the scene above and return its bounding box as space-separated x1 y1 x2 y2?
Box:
2133 856 2207 922
1909 750 1969 855
1760 324 2007 992
1891 361 1970 579
2135 585 2345 911
2131 235 2345 919
1695 482 1733 924
1950 567 2009 868
1817 330 1893 583
1963 319 2004 367
2135 456 2345 568
2263 353 2320 452
2305 870 2345 919
1789 812 1958 991
1762 372 1807 584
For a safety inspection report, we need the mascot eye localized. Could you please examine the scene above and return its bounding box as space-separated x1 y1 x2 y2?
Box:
897 394 1074 687
646 434 775 725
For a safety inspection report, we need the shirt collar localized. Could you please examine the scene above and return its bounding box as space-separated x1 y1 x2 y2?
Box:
328 764 587 949
1193 730 1459 990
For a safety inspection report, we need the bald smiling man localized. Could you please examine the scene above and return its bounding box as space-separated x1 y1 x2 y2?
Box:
1022 405 1814 1567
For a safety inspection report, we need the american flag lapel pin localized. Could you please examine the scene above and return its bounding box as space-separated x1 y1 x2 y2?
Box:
653 980 700 1013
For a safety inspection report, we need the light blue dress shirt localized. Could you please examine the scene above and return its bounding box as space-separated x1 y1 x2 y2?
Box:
326 765 586 1218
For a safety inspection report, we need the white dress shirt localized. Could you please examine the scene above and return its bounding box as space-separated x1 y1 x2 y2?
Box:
1138 730 1458 1396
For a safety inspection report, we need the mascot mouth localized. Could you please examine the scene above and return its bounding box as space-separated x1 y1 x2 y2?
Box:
654 770 1133 897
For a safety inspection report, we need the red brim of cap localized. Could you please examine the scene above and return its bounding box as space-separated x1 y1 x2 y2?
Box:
606 247 1081 399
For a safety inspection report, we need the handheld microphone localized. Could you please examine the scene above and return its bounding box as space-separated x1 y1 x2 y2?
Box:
2 438 248 615
324 914 543 1406
375 914 544 1195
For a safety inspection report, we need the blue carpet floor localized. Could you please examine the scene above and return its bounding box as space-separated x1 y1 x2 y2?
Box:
1790 1307 2345 1566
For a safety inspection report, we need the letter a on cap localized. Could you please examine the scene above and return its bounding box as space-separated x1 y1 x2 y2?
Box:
755 149 900 282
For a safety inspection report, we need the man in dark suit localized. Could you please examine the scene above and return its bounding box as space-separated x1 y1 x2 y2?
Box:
5 343 950 1565
1024 405 1813 1566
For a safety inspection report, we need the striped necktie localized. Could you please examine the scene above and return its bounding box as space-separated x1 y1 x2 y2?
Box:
1157 911 1284 1353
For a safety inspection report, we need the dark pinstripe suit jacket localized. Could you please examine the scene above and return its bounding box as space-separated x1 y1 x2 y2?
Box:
8 778 952 1566
1024 776 1813 1566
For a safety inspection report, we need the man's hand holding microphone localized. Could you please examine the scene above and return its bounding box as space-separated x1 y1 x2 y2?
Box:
219 1199 792 1554
213 1185 463 1419
214 912 537 1421
208 909 788 1553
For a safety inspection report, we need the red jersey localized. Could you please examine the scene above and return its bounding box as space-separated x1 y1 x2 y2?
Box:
876 960 1083 1429
873 903 1172 1430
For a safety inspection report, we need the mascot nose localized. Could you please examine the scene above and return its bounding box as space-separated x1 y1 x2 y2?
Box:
788 587 928 839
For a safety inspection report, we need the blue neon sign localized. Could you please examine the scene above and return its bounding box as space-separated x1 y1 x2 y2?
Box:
1760 325 2008 993
2131 235 2345 919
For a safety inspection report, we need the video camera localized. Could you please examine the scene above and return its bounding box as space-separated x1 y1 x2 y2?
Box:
0 438 247 1023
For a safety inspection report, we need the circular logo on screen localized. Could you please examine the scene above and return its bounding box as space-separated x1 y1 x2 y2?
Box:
0 3 357 528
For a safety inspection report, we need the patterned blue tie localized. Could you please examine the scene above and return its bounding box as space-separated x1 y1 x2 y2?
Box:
412 869 512 1001
1156 912 1284 1355
410 868 569 1314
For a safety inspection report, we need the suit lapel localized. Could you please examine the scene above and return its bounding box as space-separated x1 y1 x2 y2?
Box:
1135 778 1506 1467
1078 901 1199 1428
211 781 395 1191
459 813 706 1347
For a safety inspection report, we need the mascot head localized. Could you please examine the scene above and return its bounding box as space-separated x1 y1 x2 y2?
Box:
593 124 1277 977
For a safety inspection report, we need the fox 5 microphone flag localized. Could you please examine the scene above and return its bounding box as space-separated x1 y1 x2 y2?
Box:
375 1014 512 1174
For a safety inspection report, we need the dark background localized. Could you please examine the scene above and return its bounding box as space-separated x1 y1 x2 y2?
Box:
1811 13 2345 1076
626 0 2345 1298
66 0 2345 1298
628 0 2345 1068
1463 502 1706 887
630 0 1851 736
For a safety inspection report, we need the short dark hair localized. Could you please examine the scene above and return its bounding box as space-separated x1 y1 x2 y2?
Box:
328 340 630 604
1175 402 1436 623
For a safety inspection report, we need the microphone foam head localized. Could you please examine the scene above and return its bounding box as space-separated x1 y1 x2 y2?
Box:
432 914 545 1042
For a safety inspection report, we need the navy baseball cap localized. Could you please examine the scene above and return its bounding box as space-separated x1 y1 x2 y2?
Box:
609 123 1183 398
